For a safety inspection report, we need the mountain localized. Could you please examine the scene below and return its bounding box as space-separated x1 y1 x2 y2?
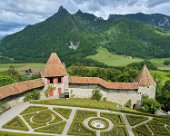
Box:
0 6 170 66
109 13 170 30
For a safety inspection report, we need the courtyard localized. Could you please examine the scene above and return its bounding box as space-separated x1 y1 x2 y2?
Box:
0 99 170 136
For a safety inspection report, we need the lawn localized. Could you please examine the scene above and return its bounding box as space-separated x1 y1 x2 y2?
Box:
87 47 170 70
150 70 170 84
0 63 45 71
150 58 170 70
87 47 143 67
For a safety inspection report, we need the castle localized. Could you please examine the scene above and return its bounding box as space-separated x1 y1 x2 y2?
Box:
0 53 156 108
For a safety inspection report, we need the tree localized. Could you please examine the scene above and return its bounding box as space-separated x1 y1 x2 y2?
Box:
124 99 132 108
91 88 103 101
142 97 160 114
158 80 170 111
24 90 40 102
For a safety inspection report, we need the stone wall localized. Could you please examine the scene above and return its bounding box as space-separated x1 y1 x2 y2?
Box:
69 84 141 105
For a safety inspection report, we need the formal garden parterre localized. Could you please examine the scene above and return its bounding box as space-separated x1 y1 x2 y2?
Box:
1 102 170 136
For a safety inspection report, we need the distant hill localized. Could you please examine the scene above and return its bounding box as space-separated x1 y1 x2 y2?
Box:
109 13 170 30
0 6 170 66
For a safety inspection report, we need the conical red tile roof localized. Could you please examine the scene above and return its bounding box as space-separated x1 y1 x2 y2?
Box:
41 53 67 77
134 65 155 86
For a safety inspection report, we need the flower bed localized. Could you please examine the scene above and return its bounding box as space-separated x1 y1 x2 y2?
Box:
101 125 129 136
146 118 164 126
35 121 66 134
126 115 148 126
148 125 170 135
22 109 62 129
53 108 72 119
133 124 152 136
68 121 96 136
20 106 48 115
153 117 170 125
88 117 109 130
100 112 124 125
32 111 52 123
74 110 97 121
2 116 29 131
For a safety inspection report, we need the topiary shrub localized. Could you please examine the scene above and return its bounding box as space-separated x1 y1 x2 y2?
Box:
126 115 148 126
24 90 40 102
91 88 103 101
124 99 131 108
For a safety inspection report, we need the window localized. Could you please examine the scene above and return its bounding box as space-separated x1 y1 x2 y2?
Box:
58 77 61 83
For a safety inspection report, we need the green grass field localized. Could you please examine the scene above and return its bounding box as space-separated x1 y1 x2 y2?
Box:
88 47 170 70
87 47 143 67
0 63 45 71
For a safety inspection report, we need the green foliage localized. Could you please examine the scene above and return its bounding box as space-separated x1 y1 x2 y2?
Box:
32 111 52 123
164 60 170 65
74 110 97 121
68 121 96 136
101 125 129 136
126 115 148 126
124 100 132 108
134 124 152 136
53 108 72 119
0 76 16 87
20 106 48 115
91 88 103 101
23 113 46 128
24 90 40 102
100 112 124 125
148 125 170 135
2 116 29 131
0 131 48 136
35 121 66 134
146 118 164 126
1 8 170 65
157 80 170 111
45 86 51 97
142 97 160 114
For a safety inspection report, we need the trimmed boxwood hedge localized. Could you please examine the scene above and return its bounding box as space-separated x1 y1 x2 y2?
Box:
126 114 148 126
101 125 129 136
23 112 46 129
32 111 52 123
148 125 170 135
88 117 109 130
74 110 97 121
132 128 150 136
35 121 66 134
53 107 72 119
68 121 96 136
153 117 170 125
0 131 49 136
134 124 152 136
20 106 48 115
167 126 170 131
100 112 124 125
2 116 29 131
146 118 164 126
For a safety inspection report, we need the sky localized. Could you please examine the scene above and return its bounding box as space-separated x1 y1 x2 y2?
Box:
0 0 170 38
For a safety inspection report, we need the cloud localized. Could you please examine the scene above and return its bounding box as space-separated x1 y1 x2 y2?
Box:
0 0 170 37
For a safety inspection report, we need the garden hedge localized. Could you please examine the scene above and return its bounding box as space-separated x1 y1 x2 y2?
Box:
32 110 52 123
134 124 152 136
146 118 164 126
88 117 109 130
100 112 124 125
148 125 170 135
20 106 48 115
0 131 49 136
67 121 96 136
53 108 72 119
126 114 148 126
35 121 66 134
74 110 97 121
101 125 129 136
2 116 29 131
